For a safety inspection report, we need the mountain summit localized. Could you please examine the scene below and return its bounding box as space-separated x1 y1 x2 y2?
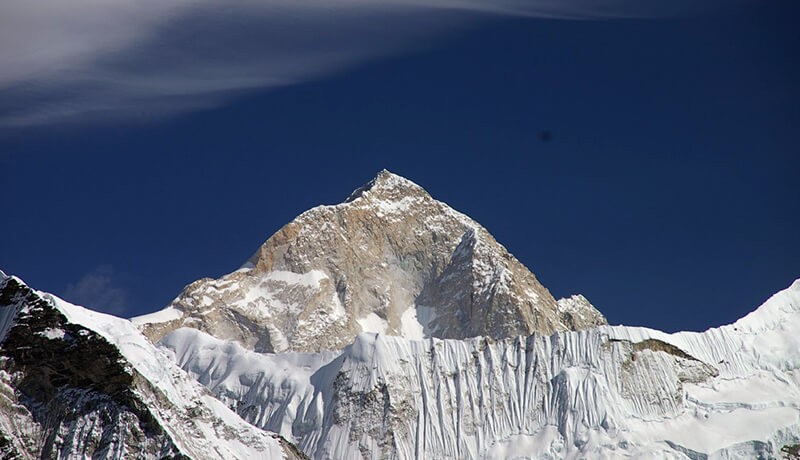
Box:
343 169 429 203
136 170 606 352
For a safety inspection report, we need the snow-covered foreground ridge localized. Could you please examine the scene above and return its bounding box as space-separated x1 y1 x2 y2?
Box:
0 273 303 459
160 279 800 459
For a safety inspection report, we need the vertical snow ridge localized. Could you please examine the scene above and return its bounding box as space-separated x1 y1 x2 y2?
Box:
160 279 800 459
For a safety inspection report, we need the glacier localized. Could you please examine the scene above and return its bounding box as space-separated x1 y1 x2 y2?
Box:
158 279 800 459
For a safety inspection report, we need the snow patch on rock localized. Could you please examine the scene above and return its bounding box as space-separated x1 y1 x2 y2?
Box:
357 312 388 335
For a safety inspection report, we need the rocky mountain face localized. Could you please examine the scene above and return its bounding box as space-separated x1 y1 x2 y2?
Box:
137 170 606 353
0 274 304 460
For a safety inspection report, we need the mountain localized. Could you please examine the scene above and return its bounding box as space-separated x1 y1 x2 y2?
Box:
135 170 606 353
2 171 799 459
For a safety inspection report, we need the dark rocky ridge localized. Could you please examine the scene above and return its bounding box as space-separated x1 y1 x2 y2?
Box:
0 276 184 459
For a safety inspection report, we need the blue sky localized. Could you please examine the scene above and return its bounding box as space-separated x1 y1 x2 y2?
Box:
1 0 798 332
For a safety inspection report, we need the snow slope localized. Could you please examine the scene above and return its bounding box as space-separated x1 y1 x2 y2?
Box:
0 273 297 459
51 294 289 459
159 279 800 459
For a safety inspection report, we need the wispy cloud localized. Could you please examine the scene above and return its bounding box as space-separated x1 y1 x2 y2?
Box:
0 0 723 127
63 265 129 315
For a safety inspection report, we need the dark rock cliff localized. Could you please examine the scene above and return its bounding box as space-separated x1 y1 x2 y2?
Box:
0 276 184 459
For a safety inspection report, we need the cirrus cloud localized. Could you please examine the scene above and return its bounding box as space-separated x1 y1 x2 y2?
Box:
0 0 728 127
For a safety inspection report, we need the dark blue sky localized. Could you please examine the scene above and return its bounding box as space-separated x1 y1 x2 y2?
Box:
1 0 798 332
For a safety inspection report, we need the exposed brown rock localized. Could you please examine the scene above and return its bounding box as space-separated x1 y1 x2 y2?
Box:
138 170 607 352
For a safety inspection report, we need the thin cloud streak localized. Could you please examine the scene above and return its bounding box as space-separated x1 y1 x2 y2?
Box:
0 0 723 127
62 265 129 316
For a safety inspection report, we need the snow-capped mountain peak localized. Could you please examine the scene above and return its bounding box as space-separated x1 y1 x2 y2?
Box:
136 170 606 353
344 169 429 203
